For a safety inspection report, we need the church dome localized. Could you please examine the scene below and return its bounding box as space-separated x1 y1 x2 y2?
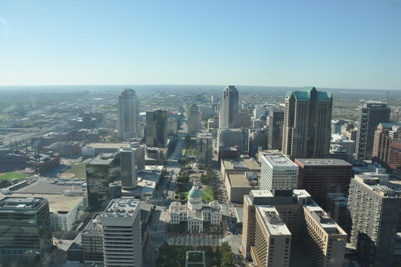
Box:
188 183 202 198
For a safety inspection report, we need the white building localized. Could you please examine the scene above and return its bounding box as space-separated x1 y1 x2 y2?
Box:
169 182 222 233
260 152 298 190
101 198 142 267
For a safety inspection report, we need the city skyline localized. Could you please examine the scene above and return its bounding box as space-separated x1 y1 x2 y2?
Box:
1 1 401 90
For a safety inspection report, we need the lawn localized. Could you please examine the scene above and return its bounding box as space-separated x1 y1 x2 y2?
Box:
202 186 214 203
60 163 87 179
0 172 30 181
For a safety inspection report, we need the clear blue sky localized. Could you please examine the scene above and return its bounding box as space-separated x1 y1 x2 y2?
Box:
1 0 400 89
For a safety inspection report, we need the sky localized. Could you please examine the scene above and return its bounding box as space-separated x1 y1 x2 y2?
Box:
0 0 401 89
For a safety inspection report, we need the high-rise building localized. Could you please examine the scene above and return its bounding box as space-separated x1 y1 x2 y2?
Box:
188 103 200 136
120 149 136 190
81 214 104 263
219 85 239 129
253 206 292 267
117 89 139 140
348 174 401 266
331 134 355 163
196 132 213 168
372 122 401 170
260 152 297 190
355 103 390 160
0 197 52 265
282 86 333 160
145 110 168 148
238 108 251 128
268 110 284 151
242 189 346 266
217 128 246 153
295 158 353 208
86 153 120 211
100 198 142 267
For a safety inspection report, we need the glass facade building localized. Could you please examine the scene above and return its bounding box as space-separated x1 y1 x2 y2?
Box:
0 197 52 265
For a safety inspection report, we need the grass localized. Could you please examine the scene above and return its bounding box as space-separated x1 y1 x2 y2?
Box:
202 186 214 203
60 163 87 179
0 172 30 181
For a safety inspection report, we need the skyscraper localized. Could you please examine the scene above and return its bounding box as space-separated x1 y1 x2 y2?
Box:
219 85 239 129
101 198 142 267
0 197 52 265
372 122 401 169
348 174 401 266
188 103 200 136
268 110 284 150
355 103 390 160
295 158 353 208
145 110 168 148
117 89 139 141
120 147 138 189
282 86 333 160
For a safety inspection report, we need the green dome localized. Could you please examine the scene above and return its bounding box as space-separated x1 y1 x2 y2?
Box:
188 185 202 198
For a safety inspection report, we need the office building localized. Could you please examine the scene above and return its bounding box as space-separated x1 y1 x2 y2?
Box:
120 147 138 189
145 110 168 148
348 174 401 266
238 108 252 128
282 86 333 160
219 85 239 129
243 190 346 267
248 128 268 157
225 172 259 202
117 89 139 140
0 197 52 265
331 134 355 163
260 152 297 190
82 214 104 263
295 158 353 207
268 110 284 150
372 122 401 170
355 103 390 160
188 103 200 136
167 117 178 135
220 158 261 183
196 132 213 168
252 206 291 267
217 128 246 153
86 153 120 211
101 198 142 267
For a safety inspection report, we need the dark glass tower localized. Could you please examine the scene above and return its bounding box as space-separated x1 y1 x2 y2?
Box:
0 197 52 265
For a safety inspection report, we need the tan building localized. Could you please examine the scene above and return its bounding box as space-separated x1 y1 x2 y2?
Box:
225 172 259 202
243 189 347 266
221 158 260 182
303 206 347 267
252 206 291 267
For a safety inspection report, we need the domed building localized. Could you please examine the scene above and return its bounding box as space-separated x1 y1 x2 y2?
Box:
169 182 222 233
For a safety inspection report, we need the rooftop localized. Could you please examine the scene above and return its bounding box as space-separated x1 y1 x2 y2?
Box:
102 198 140 218
222 159 260 171
0 196 46 211
257 206 291 236
227 173 257 188
285 86 332 101
11 193 83 214
82 214 103 233
88 153 117 165
295 158 352 167
85 142 128 149
262 153 297 168
305 205 342 234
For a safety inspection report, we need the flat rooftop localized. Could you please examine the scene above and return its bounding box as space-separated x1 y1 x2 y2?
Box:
88 153 116 165
262 154 297 168
222 159 260 171
82 214 103 233
85 143 127 149
305 205 343 234
296 158 352 167
102 198 140 218
257 205 291 236
12 193 83 214
227 173 253 187
0 196 46 211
